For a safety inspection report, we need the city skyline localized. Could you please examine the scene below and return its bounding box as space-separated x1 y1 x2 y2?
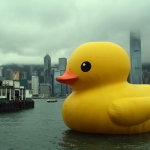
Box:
0 1 150 65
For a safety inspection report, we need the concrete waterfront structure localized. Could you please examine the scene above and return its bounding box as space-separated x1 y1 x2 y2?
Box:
44 54 51 84
0 80 34 113
130 31 142 84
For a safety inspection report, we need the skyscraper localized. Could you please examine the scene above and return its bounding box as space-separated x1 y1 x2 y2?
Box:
59 58 67 71
130 31 142 84
53 70 61 96
30 66 34 76
44 54 51 84
59 58 67 95
32 76 39 96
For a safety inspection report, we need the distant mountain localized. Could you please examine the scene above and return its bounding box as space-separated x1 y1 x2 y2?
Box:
2 64 44 79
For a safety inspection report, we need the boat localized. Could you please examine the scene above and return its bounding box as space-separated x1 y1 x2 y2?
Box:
47 99 58 102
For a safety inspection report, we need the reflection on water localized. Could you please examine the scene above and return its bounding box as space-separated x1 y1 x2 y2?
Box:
60 130 150 150
0 99 150 150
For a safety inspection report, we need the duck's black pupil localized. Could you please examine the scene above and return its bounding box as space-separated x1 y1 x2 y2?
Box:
81 61 91 72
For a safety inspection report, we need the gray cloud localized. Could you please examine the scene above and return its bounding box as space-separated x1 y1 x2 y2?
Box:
0 0 150 65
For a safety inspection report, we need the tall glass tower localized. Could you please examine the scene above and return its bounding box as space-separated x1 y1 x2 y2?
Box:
53 70 61 96
59 58 67 95
44 54 51 84
59 58 67 71
130 31 142 84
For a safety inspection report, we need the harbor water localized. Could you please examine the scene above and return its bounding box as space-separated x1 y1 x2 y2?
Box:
0 99 150 150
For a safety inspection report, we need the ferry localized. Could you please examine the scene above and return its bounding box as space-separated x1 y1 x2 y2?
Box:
47 99 58 102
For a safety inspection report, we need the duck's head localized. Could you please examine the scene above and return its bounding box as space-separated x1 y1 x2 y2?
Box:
56 42 130 91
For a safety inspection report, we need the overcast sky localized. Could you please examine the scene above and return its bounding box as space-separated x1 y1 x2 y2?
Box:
0 0 150 65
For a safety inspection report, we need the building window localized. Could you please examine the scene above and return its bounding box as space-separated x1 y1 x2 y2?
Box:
134 50 139 52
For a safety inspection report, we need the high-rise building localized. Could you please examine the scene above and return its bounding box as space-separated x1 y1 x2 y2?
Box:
44 54 51 84
30 66 34 76
41 71 44 76
53 70 61 96
4 69 13 80
59 58 67 95
39 83 51 97
130 31 142 84
28 80 32 89
21 71 27 79
13 71 20 80
59 58 67 70
32 76 39 96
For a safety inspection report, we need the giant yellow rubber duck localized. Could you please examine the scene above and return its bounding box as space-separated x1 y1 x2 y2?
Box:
56 42 150 134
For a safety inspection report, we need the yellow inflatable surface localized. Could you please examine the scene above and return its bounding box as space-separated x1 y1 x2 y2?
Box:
56 42 150 134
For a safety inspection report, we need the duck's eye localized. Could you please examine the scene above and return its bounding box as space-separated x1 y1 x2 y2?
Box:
81 61 91 72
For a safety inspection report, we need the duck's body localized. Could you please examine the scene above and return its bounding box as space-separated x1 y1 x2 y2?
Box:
56 42 150 134
63 82 150 134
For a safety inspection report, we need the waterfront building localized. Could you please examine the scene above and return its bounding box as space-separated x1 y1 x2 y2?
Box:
0 77 5 81
39 83 51 98
53 70 61 96
44 54 51 84
20 79 28 89
0 80 33 100
59 58 67 95
130 31 142 84
32 76 39 96
4 69 13 80
0 66 3 77
59 58 67 70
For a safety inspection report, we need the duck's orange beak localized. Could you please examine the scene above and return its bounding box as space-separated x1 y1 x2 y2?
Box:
56 70 79 85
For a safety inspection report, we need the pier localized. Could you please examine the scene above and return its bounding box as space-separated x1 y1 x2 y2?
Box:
0 100 34 113
0 80 34 113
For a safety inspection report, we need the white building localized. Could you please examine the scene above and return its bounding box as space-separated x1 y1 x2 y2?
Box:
32 76 39 96
0 80 32 101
